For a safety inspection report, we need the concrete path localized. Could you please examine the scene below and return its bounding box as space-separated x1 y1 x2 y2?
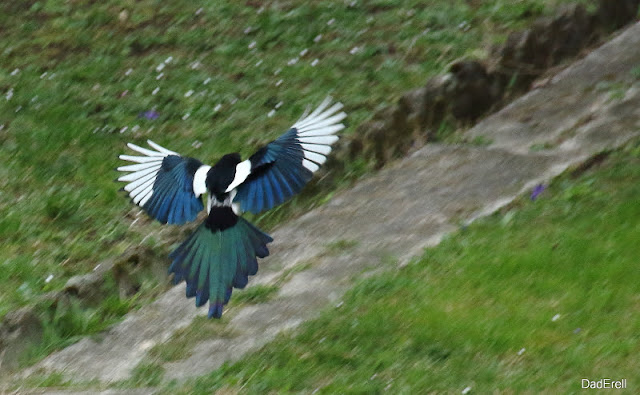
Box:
18 21 640 385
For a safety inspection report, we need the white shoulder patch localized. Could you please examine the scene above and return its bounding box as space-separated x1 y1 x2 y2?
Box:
225 159 252 192
193 165 211 197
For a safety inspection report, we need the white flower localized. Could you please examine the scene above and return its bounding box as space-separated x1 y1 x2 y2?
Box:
6 88 13 101
214 103 222 112
152 87 160 95
313 34 322 43
119 126 128 134
552 314 561 322
248 41 257 49
156 63 165 72
45 274 54 283
182 112 190 120
517 348 526 356
203 77 211 85
311 59 319 67
165 56 173 64
299 48 308 57
275 79 283 87
462 386 472 394
275 101 283 109
327 18 335 26
287 57 299 66
125 68 133 76
184 90 194 97
349 46 360 55
267 109 276 117
10 68 20 76
156 72 164 80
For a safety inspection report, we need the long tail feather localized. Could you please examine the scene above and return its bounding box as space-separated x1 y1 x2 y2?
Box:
169 218 273 318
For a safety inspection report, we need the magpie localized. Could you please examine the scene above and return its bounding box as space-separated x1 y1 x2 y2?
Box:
117 97 346 318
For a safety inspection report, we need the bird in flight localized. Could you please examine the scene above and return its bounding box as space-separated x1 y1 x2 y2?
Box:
117 97 346 318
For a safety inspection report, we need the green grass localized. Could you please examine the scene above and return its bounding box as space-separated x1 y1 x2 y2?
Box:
0 0 597 365
162 141 640 393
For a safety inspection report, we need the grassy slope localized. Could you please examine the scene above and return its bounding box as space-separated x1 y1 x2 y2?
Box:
0 0 594 360
159 140 640 393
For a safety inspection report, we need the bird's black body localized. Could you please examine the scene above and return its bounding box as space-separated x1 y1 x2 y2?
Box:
206 153 242 201
205 206 238 232
117 97 346 318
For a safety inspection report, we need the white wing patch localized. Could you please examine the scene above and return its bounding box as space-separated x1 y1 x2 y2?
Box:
118 140 177 207
292 97 346 173
193 165 211 197
225 159 252 193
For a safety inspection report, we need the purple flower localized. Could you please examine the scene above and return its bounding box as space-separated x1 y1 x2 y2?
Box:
530 184 545 201
139 109 159 120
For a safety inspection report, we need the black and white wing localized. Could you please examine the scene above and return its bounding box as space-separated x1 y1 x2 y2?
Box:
232 97 346 214
118 140 209 225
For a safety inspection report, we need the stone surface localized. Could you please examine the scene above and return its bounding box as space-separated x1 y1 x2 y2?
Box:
13 21 640 388
0 308 43 371
332 1 638 171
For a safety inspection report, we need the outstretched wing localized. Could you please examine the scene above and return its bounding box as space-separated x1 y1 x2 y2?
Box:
233 97 346 214
118 140 208 225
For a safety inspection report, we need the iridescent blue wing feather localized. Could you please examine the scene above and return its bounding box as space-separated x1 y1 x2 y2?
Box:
234 97 346 214
118 140 204 225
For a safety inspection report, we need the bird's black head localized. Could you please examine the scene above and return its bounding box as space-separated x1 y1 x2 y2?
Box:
206 153 241 200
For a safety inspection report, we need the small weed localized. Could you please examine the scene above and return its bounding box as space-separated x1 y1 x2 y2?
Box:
9 371 68 389
233 284 280 305
529 141 556 151
147 316 232 363
123 362 165 387
324 239 359 255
